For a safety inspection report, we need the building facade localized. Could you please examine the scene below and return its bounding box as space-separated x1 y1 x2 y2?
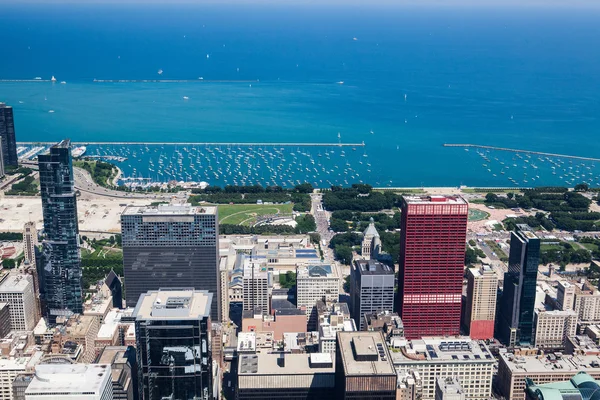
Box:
95 346 138 400
0 303 10 338
361 218 381 260
23 222 37 266
121 204 220 321
38 140 82 320
242 259 270 316
133 289 213 400
462 265 497 340
397 195 468 339
0 274 37 331
0 103 18 167
350 260 395 331
533 310 577 349
496 225 540 346
296 264 339 330
391 337 495 400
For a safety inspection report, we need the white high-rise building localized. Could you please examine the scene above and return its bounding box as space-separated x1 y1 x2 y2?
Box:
242 258 270 316
25 364 113 400
296 264 339 329
0 273 37 331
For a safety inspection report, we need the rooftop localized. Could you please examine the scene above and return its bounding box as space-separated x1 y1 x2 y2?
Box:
297 264 337 279
403 195 467 205
97 309 133 339
26 364 111 395
0 274 32 293
132 289 212 320
500 352 600 374
337 331 396 376
122 203 216 216
354 259 394 276
238 352 334 376
391 337 494 364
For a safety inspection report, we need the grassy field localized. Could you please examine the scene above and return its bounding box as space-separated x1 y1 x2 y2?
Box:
218 203 294 226
580 242 599 252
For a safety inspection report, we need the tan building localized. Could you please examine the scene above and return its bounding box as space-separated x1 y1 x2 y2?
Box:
557 279 600 331
0 351 42 400
22 222 37 266
497 352 600 400
391 337 494 400
59 314 100 364
242 308 307 341
219 256 229 322
534 309 577 349
0 273 37 332
463 265 497 340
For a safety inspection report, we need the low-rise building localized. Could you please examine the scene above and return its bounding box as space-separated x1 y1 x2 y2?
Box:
391 337 494 400
242 308 306 341
25 364 112 400
534 309 577 349
0 352 42 400
237 352 335 400
497 351 600 400
525 372 600 400
94 309 134 357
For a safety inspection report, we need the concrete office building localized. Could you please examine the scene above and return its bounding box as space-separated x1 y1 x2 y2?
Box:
95 346 138 400
496 224 540 346
38 140 82 320
557 279 600 331
0 103 18 168
242 258 270 316
0 274 37 331
397 195 468 339
435 377 464 400
534 309 577 349
497 352 600 400
350 259 395 331
219 256 229 322
237 353 335 400
122 204 220 321
335 331 397 400
23 223 37 266
462 265 497 340
133 288 213 400
0 353 42 400
391 337 495 400
25 364 112 400
296 264 339 330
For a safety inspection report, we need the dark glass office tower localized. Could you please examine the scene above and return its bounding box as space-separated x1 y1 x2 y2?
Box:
38 140 82 320
121 204 220 321
496 224 540 346
133 289 213 400
0 103 18 167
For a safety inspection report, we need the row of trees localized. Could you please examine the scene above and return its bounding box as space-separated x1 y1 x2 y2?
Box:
323 184 400 212
485 188 591 212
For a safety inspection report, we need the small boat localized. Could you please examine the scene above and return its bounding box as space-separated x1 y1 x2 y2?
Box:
51 76 57 82
337 81 344 85
183 96 189 100
34 77 42 80
48 110 55 113
158 69 163 75
60 81 66 84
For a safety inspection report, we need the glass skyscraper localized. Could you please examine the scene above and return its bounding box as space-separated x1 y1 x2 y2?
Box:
133 288 213 400
496 224 540 346
38 140 83 320
0 102 18 167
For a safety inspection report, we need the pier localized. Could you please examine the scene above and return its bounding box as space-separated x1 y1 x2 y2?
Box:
18 141 365 147
444 144 600 163
92 79 259 83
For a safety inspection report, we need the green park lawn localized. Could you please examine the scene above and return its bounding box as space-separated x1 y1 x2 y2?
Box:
218 203 294 226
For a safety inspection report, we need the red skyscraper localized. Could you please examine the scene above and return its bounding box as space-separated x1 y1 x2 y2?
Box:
397 195 468 339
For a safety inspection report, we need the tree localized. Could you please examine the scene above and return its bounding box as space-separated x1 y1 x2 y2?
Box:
295 214 316 234
294 183 314 194
334 245 353 265
309 233 321 244
574 183 589 192
507 192 514 200
485 193 498 203
465 248 479 265
330 219 349 233
2 259 16 269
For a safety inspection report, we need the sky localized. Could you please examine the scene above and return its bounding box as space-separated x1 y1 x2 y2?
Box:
2 0 600 7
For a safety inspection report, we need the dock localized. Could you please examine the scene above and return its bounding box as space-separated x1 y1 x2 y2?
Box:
444 144 600 163
17 141 365 147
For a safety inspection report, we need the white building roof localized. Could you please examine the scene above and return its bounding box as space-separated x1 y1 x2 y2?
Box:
26 364 111 395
